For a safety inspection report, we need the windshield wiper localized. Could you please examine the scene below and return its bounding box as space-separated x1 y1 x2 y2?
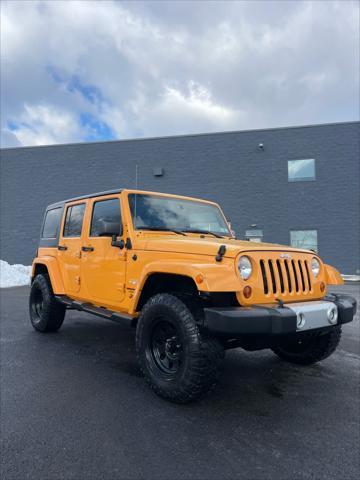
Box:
182 229 224 238
139 227 186 236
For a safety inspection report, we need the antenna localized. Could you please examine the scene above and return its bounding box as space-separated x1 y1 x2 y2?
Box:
134 164 138 227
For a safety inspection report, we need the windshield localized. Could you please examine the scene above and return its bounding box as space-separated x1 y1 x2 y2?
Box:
128 194 231 237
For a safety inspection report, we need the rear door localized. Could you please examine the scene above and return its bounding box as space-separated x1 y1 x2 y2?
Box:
81 196 127 309
58 202 86 294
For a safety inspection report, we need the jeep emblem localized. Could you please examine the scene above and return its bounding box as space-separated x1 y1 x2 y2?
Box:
280 253 291 259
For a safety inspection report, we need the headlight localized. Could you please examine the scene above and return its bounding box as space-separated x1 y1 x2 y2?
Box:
311 257 320 278
238 256 252 280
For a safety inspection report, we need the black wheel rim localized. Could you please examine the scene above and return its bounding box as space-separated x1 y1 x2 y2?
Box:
32 287 44 319
149 319 183 376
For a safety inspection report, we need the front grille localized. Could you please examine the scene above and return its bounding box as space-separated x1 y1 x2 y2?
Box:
260 258 312 295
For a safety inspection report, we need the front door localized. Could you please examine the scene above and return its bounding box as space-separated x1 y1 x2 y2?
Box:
58 202 86 294
81 196 126 309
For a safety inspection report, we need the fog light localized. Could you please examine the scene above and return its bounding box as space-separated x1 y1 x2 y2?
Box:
243 286 252 298
297 312 306 329
327 306 338 324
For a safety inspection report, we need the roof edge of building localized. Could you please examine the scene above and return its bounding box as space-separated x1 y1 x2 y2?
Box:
1 120 359 152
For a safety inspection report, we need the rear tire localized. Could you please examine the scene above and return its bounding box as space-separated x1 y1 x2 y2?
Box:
29 274 66 332
271 326 342 365
136 293 224 403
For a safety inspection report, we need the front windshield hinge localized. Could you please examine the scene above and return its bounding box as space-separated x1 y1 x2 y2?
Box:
215 245 226 262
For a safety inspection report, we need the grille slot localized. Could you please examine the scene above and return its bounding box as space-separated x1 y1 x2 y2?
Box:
284 260 292 292
276 260 285 293
260 256 312 296
298 260 306 291
304 260 312 291
260 260 269 294
291 260 300 292
268 260 277 293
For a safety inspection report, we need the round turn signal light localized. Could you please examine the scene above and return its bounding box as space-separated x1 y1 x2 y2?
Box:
195 274 204 284
243 286 252 298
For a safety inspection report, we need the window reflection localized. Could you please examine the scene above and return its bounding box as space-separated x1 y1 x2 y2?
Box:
288 159 315 181
63 204 85 237
129 194 230 235
90 199 121 237
290 230 318 252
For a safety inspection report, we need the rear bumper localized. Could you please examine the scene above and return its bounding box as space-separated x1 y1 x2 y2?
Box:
203 294 356 337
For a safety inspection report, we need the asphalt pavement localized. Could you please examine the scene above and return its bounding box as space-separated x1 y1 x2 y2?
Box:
1 284 359 480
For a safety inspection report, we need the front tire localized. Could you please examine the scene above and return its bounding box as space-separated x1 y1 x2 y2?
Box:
136 293 224 403
271 326 342 365
29 274 66 332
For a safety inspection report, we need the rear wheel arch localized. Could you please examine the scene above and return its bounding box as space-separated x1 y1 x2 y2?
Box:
32 258 65 294
33 263 49 280
135 273 199 312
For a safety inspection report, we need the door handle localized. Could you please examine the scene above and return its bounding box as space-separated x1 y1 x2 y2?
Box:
82 246 94 252
58 245 67 251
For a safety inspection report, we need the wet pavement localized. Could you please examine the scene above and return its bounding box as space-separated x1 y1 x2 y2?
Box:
1 284 359 479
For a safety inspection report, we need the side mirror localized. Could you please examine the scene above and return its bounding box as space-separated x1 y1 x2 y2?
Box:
111 235 125 249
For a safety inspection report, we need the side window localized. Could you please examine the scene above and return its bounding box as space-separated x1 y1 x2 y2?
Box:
63 203 86 237
90 199 122 237
42 208 62 238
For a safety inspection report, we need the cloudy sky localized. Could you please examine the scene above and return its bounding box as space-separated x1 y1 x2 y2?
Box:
1 0 359 147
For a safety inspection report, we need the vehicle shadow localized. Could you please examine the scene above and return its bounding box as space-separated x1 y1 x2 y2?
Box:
42 310 336 418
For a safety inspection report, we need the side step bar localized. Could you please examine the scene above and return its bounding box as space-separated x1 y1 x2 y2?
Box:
55 295 134 327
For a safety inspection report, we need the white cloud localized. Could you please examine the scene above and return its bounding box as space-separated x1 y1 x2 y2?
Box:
1 0 359 147
162 82 239 124
134 81 244 136
5 104 83 146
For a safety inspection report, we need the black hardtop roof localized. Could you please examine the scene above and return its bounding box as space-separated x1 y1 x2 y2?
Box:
47 189 123 210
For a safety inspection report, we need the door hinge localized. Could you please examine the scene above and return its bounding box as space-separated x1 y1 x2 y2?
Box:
75 276 81 285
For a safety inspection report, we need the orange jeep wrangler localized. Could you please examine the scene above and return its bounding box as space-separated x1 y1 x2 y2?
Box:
30 189 356 403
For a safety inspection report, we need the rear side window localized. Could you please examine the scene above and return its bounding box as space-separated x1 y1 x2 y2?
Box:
42 208 62 238
63 203 85 237
90 198 121 237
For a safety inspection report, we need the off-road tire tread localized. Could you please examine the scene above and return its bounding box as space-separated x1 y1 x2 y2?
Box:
271 326 342 365
29 274 66 332
136 293 224 403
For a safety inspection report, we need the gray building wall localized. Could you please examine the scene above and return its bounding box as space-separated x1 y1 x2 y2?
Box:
1 121 359 274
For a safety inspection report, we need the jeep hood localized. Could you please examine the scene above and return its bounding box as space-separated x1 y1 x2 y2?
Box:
137 235 315 259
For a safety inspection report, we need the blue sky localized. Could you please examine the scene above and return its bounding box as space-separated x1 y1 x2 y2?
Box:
1 0 359 147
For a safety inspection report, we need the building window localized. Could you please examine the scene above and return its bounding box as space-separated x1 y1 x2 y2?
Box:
288 159 315 182
290 230 318 252
245 229 263 242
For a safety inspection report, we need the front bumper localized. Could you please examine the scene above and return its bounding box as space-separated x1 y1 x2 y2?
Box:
203 293 356 337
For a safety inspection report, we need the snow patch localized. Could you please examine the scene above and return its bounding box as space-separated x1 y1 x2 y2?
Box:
0 260 32 288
